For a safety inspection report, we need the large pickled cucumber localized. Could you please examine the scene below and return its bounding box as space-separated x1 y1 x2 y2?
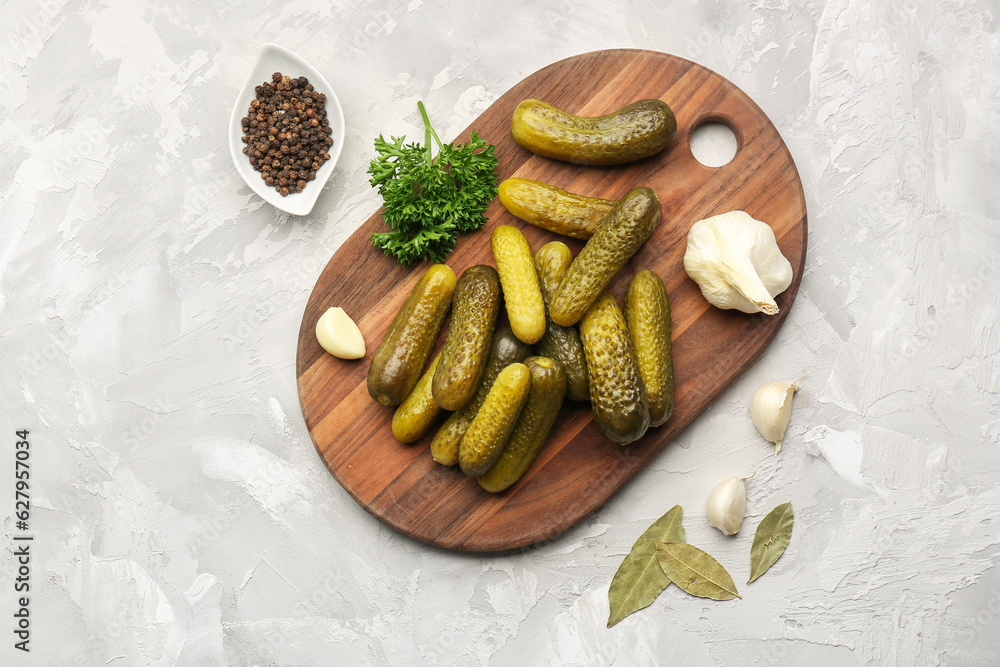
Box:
432 265 501 411
368 264 456 406
625 270 675 427
549 187 661 327
579 291 649 444
429 328 532 466
459 363 531 476
534 242 590 402
510 98 676 166
391 353 443 443
478 356 566 493
498 177 614 240
491 225 546 344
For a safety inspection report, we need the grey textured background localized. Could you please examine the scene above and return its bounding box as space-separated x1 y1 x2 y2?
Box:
2 0 999 665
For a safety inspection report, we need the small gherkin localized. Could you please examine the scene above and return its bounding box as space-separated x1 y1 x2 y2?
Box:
578 291 650 444
510 98 677 166
533 241 590 402
367 264 456 406
479 356 567 493
432 265 501 411
624 270 674 427
459 363 532 476
430 328 531 467
550 187 661 327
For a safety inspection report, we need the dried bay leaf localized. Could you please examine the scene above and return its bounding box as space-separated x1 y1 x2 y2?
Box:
655 542 741 601
607 505 686 627
748 501 794 583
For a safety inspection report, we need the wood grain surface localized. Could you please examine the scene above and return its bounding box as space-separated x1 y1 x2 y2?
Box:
296 49 807 552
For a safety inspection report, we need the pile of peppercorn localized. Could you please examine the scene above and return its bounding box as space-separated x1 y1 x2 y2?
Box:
240 72 334 197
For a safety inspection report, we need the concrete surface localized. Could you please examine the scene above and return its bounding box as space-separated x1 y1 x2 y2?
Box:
1 0 998 665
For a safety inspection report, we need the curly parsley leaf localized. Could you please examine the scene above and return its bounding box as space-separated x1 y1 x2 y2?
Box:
368 101 498 265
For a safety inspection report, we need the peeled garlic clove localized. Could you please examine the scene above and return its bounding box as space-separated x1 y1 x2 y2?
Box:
706 476 747 535
750 381 797 454
316 307 366 359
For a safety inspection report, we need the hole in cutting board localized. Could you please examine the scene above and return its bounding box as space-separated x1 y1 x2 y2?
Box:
690 121 738 168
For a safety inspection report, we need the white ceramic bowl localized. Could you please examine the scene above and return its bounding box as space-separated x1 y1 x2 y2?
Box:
229 43 345 216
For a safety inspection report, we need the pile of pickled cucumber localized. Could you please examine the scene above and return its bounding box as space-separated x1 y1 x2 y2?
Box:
366 97 679 493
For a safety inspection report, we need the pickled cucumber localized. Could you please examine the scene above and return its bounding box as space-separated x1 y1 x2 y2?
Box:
391 353 443 443
625 270 674 427
550 187 661 327
459 363 531 476
511 98 676 166
432 265 501 411
368 264 456 406
498 177 614 240
430 327 532 466
579 291 649 444
491 225 546 344
534 242 590 402
478 356 566 493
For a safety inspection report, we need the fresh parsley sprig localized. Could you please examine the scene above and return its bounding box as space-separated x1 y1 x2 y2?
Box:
369 101 498 264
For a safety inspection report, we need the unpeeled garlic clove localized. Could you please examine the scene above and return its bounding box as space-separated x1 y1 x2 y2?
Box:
750 381 797 454
316 307 366 359
706 476 748 535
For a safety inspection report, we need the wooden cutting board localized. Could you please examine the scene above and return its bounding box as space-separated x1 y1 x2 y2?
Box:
296 49 807 552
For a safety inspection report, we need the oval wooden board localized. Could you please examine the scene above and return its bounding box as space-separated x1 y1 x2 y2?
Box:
296 49 806 552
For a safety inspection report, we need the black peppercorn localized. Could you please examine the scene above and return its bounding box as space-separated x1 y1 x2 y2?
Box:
241 72 334 196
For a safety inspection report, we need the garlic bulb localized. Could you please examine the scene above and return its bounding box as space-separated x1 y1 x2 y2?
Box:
750 381 797 453
316 307 366 359
705 476 748 535
683 211 793 315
